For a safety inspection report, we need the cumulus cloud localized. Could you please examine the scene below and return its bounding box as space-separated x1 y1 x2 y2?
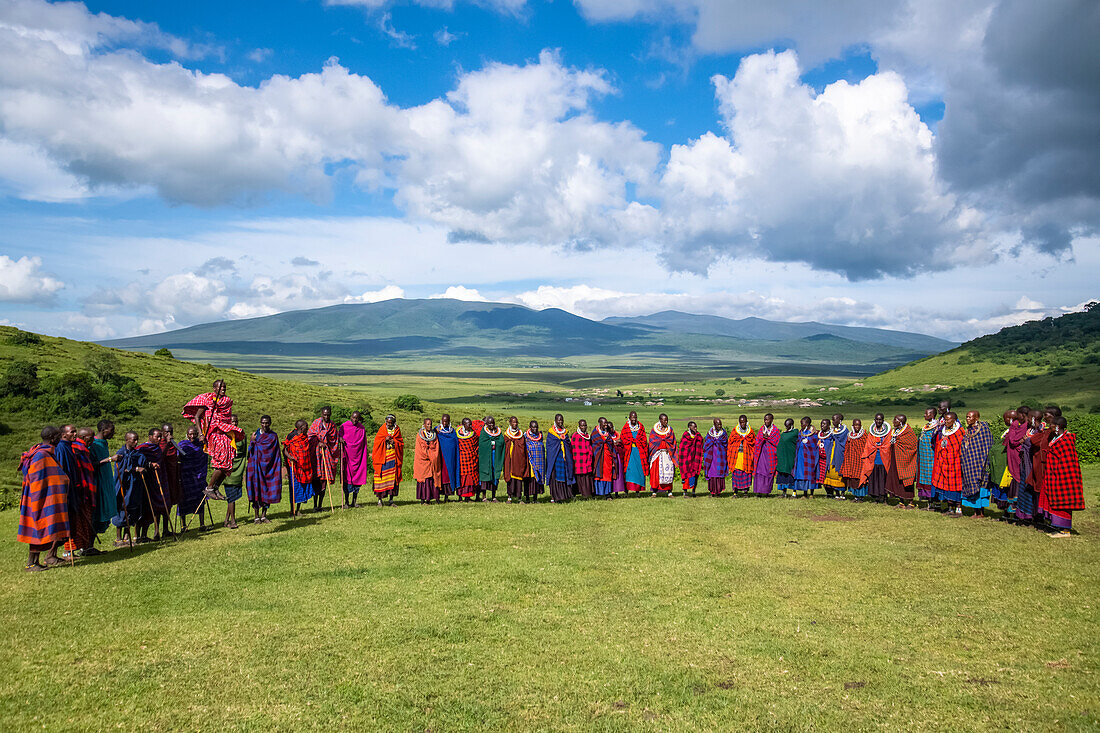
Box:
0 255 64 303
344 285 405 303
430 286 488 301
291 256 320 267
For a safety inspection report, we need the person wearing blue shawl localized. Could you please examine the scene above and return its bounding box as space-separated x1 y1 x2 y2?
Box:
821 414 849 498
88 420 119 545
436 414 459 502
545 413 576 503
177 426 211 532
113 431 147 545
524 420 546 503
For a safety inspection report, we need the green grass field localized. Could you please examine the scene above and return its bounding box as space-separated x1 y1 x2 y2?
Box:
1 469 1097 731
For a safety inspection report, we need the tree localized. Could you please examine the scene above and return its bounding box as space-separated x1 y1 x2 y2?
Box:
154 348 174 358
393 394 423 413
5 330 42 346
714 388 725 397
0 360 39 397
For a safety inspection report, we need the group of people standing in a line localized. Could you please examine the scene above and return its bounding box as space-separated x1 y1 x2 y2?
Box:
16 380 1086 571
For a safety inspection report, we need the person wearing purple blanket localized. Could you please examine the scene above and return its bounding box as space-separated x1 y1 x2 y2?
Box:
246 415 282 523
752 413 780 495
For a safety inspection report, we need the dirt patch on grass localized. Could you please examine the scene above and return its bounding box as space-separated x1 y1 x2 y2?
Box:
715 680 736 690
844 681 866 690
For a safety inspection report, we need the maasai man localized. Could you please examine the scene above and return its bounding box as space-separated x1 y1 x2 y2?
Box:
436 414 458 501
74 427 104 555
960 411 993 517
222 415 246 529
177 426 211 532
860 413 892 503
88 420 119 551
775 418 798 497
814 419 832 497
592 418 622 499
728 415 755 495
932 411 965 515
56 425 95 557
1015 410 1043 522
372 415 403 506
478 416 505 501
620 411 649 493
182 379 243 501
308 406 341 512
916 407 941 507
820 414 848 498
841 419 867 499
991 410 1020 517
246 415 281 523
703 418 729 496
136 429 170 541
113 431 145 546
456 418 480 500
18 426 69 570
546 414 576 503
525 420 547 503
677 421 704 497
159 423 182 510
648 413 676 497
1041 416 1084 537
792 417 819 498
414 418 443 504
752 414 780 496
886 415 919 507
571 419 595 499
283 419 314 516
503 416 529 503
1027 407 1058 520
341 411 370 508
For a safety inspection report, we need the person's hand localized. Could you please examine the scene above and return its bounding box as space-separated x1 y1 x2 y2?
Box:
135 466 145 473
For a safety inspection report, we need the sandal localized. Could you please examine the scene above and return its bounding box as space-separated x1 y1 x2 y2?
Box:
24 562 46 572
43 556 65 567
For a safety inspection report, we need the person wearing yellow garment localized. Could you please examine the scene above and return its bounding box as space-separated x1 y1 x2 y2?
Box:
727 415 755 495
821 413 849 499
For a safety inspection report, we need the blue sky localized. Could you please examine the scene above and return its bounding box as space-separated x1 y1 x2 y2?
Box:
0 0 1096 341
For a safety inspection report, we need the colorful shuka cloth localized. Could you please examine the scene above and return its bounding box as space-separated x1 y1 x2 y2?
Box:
916 419 941 498
648 425 676 490
960 421 993 501
159 436 182 507
860 424 892 498
223 434 247 504
457 427 480 496
283 430 315 504
1015 426 1040 519
571 430 595 498
182 391 242 470
90 437 119 533
342 420 371 493
56 440 96 549
727 425 755 492
478 426 506 487
751 425 780 494
703 428 729 495
820 425 848 490
503 427 529 499
886 424 919 500
815 430 831 484
931 423 965 502
113 446 147 527
525 430 547 496
372 425 404 495
177 438 209 517
18 443 70 549
793 429 819 495
136 441 169 515
308 418 341 484
246 430 282 505
677 429 704 491
436 425 459 494
414 428 443 502
775 428 798 488
840 428 868 490
545 426 575 501
620 422 649 491
1042 432 1084 514
591 427 620 496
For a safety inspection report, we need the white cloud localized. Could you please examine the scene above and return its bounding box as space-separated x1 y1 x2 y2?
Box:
0 255 64 302
324 0 527 13
434 27 460 46
430 286 487 301
247 47 273 63
344 285 405 303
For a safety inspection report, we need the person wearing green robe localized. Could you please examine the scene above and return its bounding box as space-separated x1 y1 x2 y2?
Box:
775 418 799 497
221 415 247 529
478 417 506 502
85 421 119 554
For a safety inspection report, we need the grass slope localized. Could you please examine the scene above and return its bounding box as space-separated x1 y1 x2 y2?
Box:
0 474 1096 731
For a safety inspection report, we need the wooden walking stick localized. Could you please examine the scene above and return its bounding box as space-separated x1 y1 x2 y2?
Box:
153 471 179 539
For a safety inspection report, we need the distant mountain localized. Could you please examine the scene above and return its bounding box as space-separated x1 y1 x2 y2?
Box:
103 298 952 370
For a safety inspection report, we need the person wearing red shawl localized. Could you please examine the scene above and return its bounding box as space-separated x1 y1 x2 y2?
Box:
282 419 315 516
931 411 966 514
648 413 676 496
73 428 103 554
1027 406 1060 519
1015 408 1044 522
620 411 648 492
55 425 97 558
677 421 704 496
503 416 530 503
308 407 342 512
591 418 622 498
159 423 182 509
181 379 244 502
372 415 404 506
814 419 831 495
1040 416 1083 536
341 411 371 508
571 419 595 499
752 414 780 496
859 413 892 502
456 418 480 500
18 426 69 571
728 415 756 495
414 418 443 503
840 419 868 498
886 415 919 507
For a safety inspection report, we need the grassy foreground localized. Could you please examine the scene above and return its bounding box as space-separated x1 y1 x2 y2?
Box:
1 470 1097 731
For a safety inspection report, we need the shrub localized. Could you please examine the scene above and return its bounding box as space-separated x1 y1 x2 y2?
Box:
36 370 146 420
5 330 42 346
1069 414 1100 463
393 394 423 413
714 388 725 397
154 348 174 358
0 360 39 397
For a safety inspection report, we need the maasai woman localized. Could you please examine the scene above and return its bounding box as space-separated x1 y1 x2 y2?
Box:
591 418 621 499
546 414 575 503
916 407 941 506
775 418 798 497
728 415 755 495
820 415 848 498
571 419 595 499
222 415 247 529
792 417 819 498
308 407 341 512
703 418 729 496
752 414 780 496
283 419 314 516
960 411 993 517
648 413 676 496
860 413 892 502
840 418 867 498
436 414 458 500
931 411 965 515
246 415 281 523
990 411 1018 516
478 417 505 502
886 415 919 507
503 416 529 503
525 421 547 503
1040 416 1084 537
181 379 243 502
18 427 69 571
620 412 648 493
1009 408 1036 522
372 415 404 506
677 421 704 497
177 426 210 531
341 412 370 508
814 419 832 497
414 418 443 504
456 418 480 500
1026 409 1054 524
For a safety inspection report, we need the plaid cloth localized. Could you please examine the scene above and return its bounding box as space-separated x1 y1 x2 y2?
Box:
1027 428 1053 489
283 431 315 483
841 430 867 479
917 422 939 485
525 431 546 483
18 444 70 547
182 392 242 470
793 431 819 481
620 422 649 475
932 426 964 493
703 430 728 478
246 430 282 505
753 425 780 476
458 429 480 486
727 428 756 475
960 421 993 496
1043 432 1084 511
308 418 341 482
822 426 848 473
677 430 704 476
546 427 575 484
591 428 618 481
571 430 594 474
